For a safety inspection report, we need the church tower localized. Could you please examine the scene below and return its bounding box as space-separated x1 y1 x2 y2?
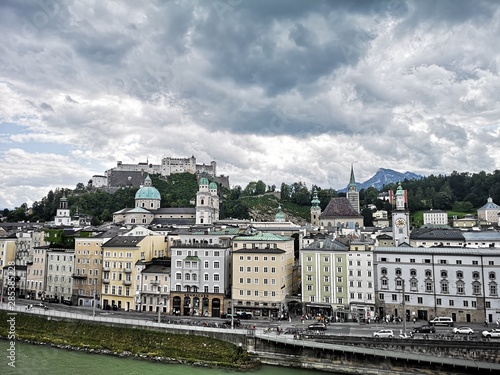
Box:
391 182 410 246
196 177 219 225
347 165 360 213
55 194 71 226
310 189 321 227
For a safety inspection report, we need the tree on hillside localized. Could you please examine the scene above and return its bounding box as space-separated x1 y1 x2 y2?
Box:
280 183 291 201
255 180 266 195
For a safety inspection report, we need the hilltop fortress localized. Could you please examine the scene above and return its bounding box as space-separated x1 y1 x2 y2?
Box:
91 156 229 189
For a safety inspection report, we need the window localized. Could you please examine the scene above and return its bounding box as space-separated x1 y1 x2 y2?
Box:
337 267 342 273
441 281 449 294
472 271 480 279
472 261 479 265
213 274 220 282
425 280 433 293
337 257 342 263
417 297 423 304
472 281 481 295
204 261 209 268
463 301 469 307
425 270 432 277
395 258 401 263
392 294 397 301
489 272 496 280
337 286 343 293
457 281 465 294
337 276 342 283
457 271 463 278
254 267 259 273
381 268 387 275
490 284 498 296
324 266 329 272
449 300 454 306
214 261 220 269
440 259 447 264
379 293 384 300
307 284 312 291
410 269 417 277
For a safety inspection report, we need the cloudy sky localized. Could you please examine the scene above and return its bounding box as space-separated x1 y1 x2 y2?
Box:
1 0 500 209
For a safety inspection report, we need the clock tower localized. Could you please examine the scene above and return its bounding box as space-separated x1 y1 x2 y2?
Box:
391 182 410 246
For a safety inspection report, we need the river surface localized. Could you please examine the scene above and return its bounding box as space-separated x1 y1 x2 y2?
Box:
1 340 335 375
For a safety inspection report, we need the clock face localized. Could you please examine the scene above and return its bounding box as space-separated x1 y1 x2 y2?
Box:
396 218 406 228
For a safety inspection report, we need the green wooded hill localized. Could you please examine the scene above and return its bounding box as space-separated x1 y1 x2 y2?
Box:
4 169 500 226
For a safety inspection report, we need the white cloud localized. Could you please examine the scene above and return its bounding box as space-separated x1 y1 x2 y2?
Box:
1 0 500 208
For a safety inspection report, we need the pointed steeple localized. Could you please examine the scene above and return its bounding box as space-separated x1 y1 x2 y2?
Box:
348 164 356 192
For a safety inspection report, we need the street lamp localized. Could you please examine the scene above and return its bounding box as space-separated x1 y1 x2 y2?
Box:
92 291 97 317
158 302 163 323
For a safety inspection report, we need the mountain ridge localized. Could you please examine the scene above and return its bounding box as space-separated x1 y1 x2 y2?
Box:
340 168 423 192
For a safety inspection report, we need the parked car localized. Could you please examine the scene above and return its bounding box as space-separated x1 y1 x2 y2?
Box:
307 322 327 331
373 329 394 338
453 326 474 335
236 311 252 320
413 325 436 334
482 329 500 339
428 317 454 327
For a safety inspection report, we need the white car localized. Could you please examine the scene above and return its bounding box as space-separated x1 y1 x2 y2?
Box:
482 329 500 339
373 329 394 338
453 326 474 335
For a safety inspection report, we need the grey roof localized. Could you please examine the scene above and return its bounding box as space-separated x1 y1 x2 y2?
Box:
303 238 349 251
142 264 171 274
410 228 465 240
154 207 196 214
102 235 145 247
233 248 285 254
478 198 500 210
463 231 500 241
150 218 196 226
319 197 363 219
375 246 500 256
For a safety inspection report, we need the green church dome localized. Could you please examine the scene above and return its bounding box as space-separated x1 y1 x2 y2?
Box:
209 182 217 190
199 177 209 185
135 175 161 200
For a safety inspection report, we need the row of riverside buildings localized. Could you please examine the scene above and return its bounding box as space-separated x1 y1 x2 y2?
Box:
2 167 500 324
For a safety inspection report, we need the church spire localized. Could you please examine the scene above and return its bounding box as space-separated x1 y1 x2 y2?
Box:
348 164 356 191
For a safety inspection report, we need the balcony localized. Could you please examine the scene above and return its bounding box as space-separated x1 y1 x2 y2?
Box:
103 266 110 272
123 280 132 286
72 273 88 279
102 278 110 284
123 268 132 273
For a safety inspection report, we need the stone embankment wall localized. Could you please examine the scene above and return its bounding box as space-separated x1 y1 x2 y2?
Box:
247 336 500 375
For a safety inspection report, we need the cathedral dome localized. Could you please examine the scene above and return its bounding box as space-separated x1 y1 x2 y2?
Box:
135 175 161 200
209 181 217 190
199 177 209 186
275 205 286 222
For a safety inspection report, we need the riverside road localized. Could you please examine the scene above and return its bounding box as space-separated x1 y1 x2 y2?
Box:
10 298 496 341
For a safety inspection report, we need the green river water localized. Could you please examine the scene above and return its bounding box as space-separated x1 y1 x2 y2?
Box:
1 340 333 375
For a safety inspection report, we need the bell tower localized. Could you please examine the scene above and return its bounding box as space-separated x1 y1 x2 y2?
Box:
346 164 360 213
310 189 321 227
391 182 410 246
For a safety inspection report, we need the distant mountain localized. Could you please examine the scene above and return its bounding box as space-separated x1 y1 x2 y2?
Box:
340 168 423 192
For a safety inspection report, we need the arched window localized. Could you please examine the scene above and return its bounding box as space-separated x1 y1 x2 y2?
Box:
395 268 402 276
441 270 448 278
489 272 496 280
425 269 432 278
410 269 417 277
456 271 463 279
